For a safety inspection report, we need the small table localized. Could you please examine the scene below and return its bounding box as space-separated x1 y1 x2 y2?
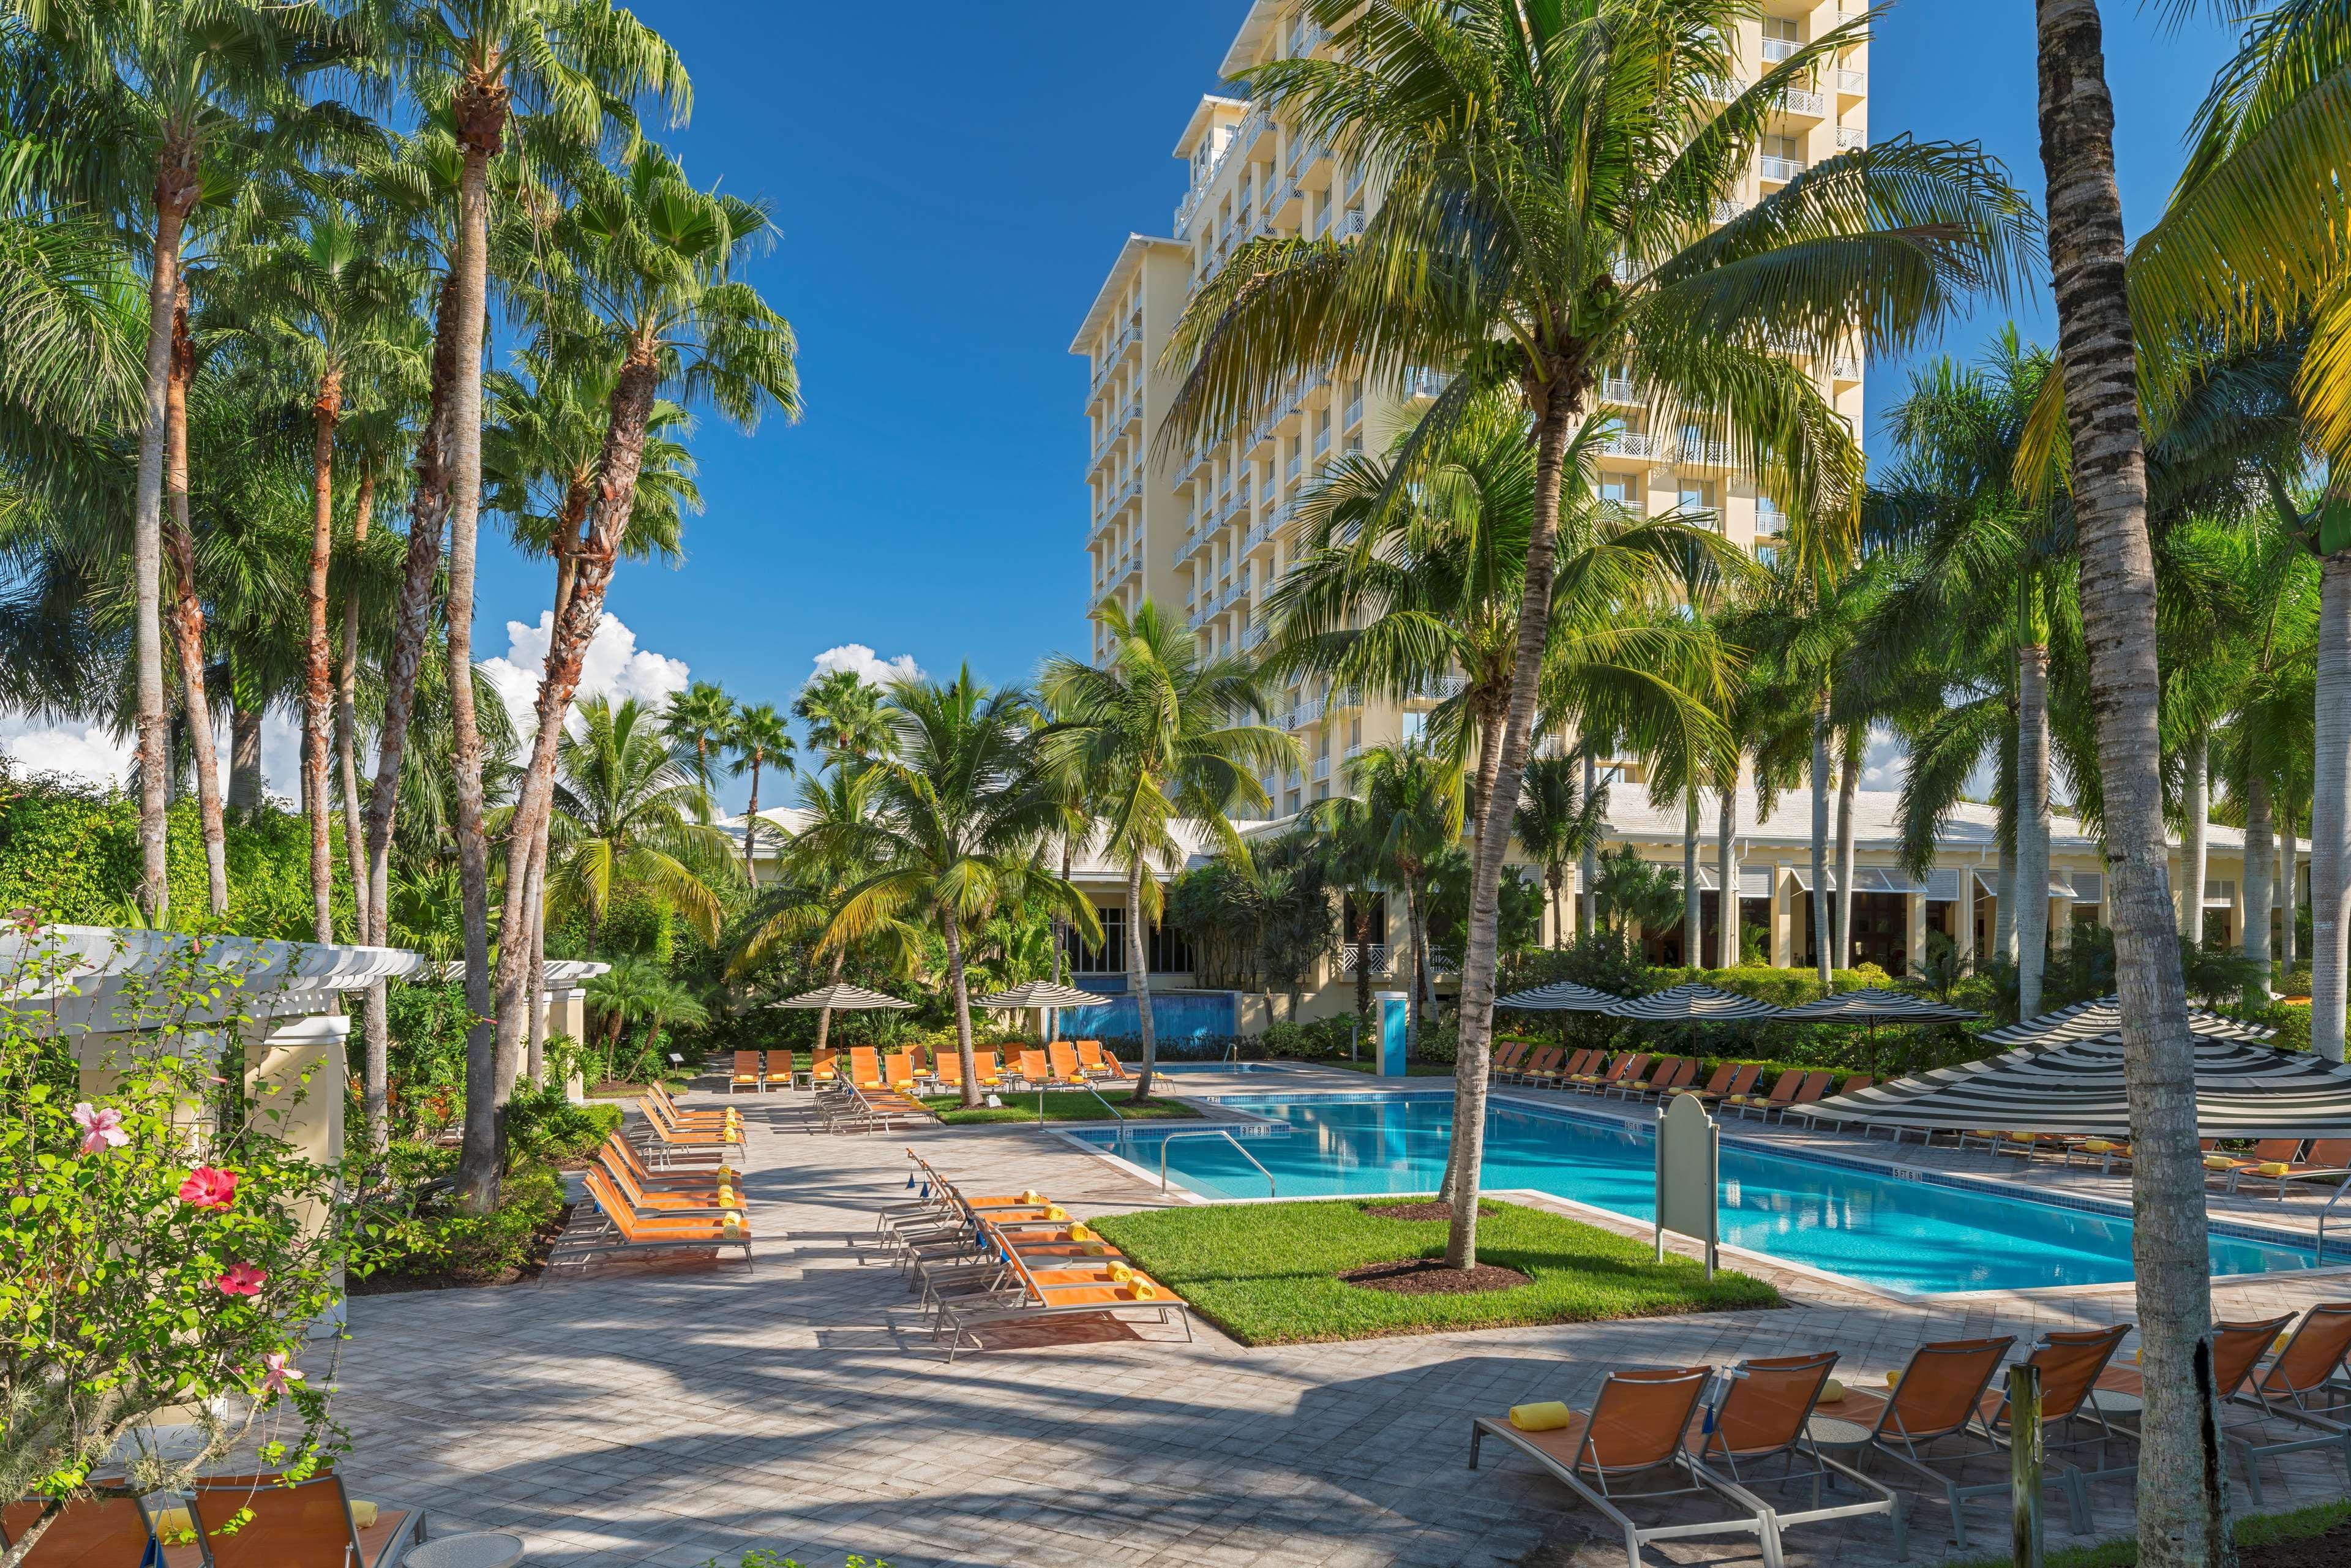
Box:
403 1532 526 1568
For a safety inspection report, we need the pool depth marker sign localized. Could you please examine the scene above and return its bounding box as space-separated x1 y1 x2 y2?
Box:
1654 1092 1720 1279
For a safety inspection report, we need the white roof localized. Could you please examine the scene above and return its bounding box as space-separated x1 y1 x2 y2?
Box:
726 805 819 857
1599 786 2245 858
1068 819 1220 882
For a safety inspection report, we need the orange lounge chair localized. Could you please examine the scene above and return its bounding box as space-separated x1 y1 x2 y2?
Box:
554 1166 760 1271
1796 1075 1875 1128
636 1098 741 1167
1471 1367 1774 1568
597 1144 743 1212
763 1049 796 1090
1728 1070 1804 1121
973 1049 1008 1086
641 1092 740 1142
849 1046 888 1090
1974 1324 2133 1532
1605 1055 1676 1100
809 1046 840 1084
1074 1040 1117 1078
1629 1058 1699 1102
1049 1041 1089 1083
884 1050 920 1093
1679 1062 1737 1103
1690 1352 1905 1561
1017 1048 1078 1087
1802 1336 2015 1548
646 1081 735 1128
2227 1138 2351 1198
2203 1138 2305 1186
1090 1045 1131 1081
187 1471 422 1568
602 1133 735 1198
1512 1046 1565 1086
1493 1040 1532 1073
932 1226 1191 1363
1565 1049 1620 1089
2226 1302 2351 1499
1 1495 203 1568
1695 1062 1761 1106
1589 1053 1651 1096
729 1050 763 1094
934 1051 966 1090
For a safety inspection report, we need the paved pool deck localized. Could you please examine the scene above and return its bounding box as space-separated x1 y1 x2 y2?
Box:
328 1076 2351 1568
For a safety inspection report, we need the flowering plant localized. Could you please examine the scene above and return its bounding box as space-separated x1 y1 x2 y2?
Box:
0 930 355 1566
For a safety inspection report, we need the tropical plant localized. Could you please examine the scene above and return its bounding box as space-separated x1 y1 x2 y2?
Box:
659 680 735 792
1515 753 1606 948
727 700 793 883
1038 599 1296 1098
1165 0 2034 1267
806 670 1097 1108
1348 740 1463 1055
793 667 893 766
1589 843 1683 939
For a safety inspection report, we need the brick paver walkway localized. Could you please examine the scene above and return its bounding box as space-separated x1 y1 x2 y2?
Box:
331 1079 2351 1568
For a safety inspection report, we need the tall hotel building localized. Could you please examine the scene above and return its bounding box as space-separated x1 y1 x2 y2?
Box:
1073 3 1870 821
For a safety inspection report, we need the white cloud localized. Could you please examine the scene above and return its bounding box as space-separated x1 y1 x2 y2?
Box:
0 718 133 788
808 643 921 691
482 612 693 739
1861 724 1906 791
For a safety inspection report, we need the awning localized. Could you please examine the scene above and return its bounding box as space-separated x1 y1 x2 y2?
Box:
1805 1032 2351 1139
1605 983 1785 1023
1690 866 1777 896
1788 866 1925 895
1775 988 1981 1027
1498 979 1625 1011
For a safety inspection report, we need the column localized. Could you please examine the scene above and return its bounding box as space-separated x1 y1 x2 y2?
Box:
1905 891 1927 980
1771 866 1794 968
1956 878 1976 966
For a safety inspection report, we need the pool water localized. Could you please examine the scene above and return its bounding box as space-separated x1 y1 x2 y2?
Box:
1073 1092 2322 1296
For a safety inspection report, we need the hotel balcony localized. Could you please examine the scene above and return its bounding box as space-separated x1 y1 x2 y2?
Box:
1313 755 1332 782
1288 694 1325 729
1837 67 1867 100
1761 37 1800 64
1599 430 1660 460
1835 125 1865 151
1340 942 1393 977
1407 673 1468 703
1596 375 1637 405
1402 366 1451 401
1759 154 1805 185
1779 84 1826 119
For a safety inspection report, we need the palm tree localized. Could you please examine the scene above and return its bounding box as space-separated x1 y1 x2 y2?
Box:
582 954 665 1084
808 669 1097 1109
478 144 797 1207
1515 754 1605 949
1590 844 1684 938
1349 740 1463 1054
793 667 892 765
1038 600 1296 1100
1313 793 1390 1028
660 681 735 792
20 0 359 921
726 701 793 884
1166 0 2033 1269
542 694 738 956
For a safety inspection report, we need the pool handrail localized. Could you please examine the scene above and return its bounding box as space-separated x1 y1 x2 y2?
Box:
2317 1179 2351 1262
1159 1128 1277 1198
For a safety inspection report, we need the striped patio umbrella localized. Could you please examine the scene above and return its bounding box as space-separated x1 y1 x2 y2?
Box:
1976 996 2274 1049
970 980 1104 1011
1498 979 1625 1011
1805 1032 2351 1138
1776 988 1981 1027
1603 983 1787 1023
767 983 913 1011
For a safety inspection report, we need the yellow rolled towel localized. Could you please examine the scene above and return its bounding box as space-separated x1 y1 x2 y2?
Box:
1818 1378 1846 1403
1130 1281 1159 1301
1020 1188 1044 1204
2205 1155 2243 1171
1886 1369 1904 1389
2274 1332 2294 1355
721 1214 745 1237
2082 1140 2116 1154
1081 1243 1109 1256
1108 1263 1134 1283
1044 1206 1069 1221
1509 1401 1573 1431
350 1501 378 1529
2252 1162 2296 1177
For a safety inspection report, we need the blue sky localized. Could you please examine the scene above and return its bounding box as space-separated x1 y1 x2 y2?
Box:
2 3 2241 804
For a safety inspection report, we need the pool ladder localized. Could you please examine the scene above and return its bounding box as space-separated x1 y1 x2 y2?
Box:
2317 1181 2350 1264
1157 1128 1278 1198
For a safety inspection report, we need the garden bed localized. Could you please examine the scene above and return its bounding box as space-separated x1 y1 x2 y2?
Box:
1090 1196 1779 1346
1945 1501 2349 1568
919 1091 1202 1125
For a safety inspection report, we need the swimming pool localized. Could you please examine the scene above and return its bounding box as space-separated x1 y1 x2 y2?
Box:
1069 1092 2325 1296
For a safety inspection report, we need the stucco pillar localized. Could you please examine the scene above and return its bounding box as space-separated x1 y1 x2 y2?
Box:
1771 866 1794 968
1905 891 1927 979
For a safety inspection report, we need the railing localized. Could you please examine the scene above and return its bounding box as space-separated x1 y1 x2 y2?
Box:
1313 755 1332 781
1409 673 1468 702
1697 75 1746 102
1600 431 1659 459
1338 207 1367 239
1341 943 1393 977
1285 768 1303 791
1288 696 1324 728
1838 67 1867 95
1781 86 1826 117
2318 1181 2351 1262
1835 126 1865 151
1677 437 1732 466
1158 1128 1277 1198
1829 355 1861 381
1596 375 1637 403
1761 37 1801 63
1402 366 1451 400
1712 197 1749 223
1760 154 1806 183
1242 621 1267 650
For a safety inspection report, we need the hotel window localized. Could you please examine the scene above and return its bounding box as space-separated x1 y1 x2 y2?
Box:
1679 479 1714 513
1600 473 1637 510
1349 716 1362 748
1401 711 1427 743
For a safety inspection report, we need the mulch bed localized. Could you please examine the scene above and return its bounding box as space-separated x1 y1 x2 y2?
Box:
1339 1258 1534 1296
1365 1201 1459 1221
2243 1523 2351 1568
347 1202 576 1296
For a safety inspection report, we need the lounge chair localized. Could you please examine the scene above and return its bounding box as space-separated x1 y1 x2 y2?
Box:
1692 1351 1907 1565
601 1133 735 1198
972 1049 1009 1087
729 1050 763 1094
635 1098 741 1167
884 1050 921 1094
1493 1040 1532 1074
1729 1071 1804 1121
646 1081 737 1129
1802 1335 2015 1547
1793 1075 1874 1129
1470 1366 1777 1568
808 1046 840 1086
640 1091 741 1142
2203 1138 2304 1187
1607 1056 1679 1101
1679 1062 1738 1103
552 1166 759 1272
934 1051 966 1092
932 1224 1192 1364
187 1471 424 1568
2063 1136 2135 1172
849 1046 887 1090
1074 1040 1119 1078
1087 1045 1131 1081
1694 1062 1761 1108
1513 1046 1565 1086
1634 1059 1700 1102
763 1049 796 1090
1 1495 201 1568
1976 1324 2134 1532
2228 1139 2351 1198
1589 1054 1652 1097
1563 1049 1618 1089
1049 1041 1090 1084
1018 1048 1080 1088
597 1144 743 1212
2226 1302 2351 1499
1768 1071 1834 1122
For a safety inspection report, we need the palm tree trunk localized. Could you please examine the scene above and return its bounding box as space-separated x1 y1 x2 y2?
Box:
1352 899 1373 1022
514 836 546 1093
2034 7 2229 1561
2244 773 2274 1006
489 348 666 1135
1835 739 1858 972
339 475 375 917
1548 867 1566 949
132 155 200 923
448 124 506 1215
1404 880 1424 1062
304 372 343 945
1468 691 1505 872
1580 744 1599 938
1682 786 1701 969
2280 808 2298 972
940 906 982 1110
1446 375 1581 1273
2017 647 2052 1016
1810 697 1832 991
2181 729 2210 947
1717 781 1738 969
2315 554 2351 1062
162 288 226 919
815 944 846 1058
228 705 263 811
742 756 762 885
1127 860 1161 1099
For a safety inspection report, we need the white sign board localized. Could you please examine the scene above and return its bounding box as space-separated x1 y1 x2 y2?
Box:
1655 1091 1721 1278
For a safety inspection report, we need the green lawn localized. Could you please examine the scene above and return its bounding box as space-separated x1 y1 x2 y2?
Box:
919 1091 1202 1125
1326 1058 1458 1077
1090 1196 1780 1346
1949 1499 2349 1568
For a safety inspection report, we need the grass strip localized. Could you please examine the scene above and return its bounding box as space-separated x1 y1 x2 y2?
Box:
1092 1196 1779 1346
1946 1499 2350 1568
918 1091 1201 1125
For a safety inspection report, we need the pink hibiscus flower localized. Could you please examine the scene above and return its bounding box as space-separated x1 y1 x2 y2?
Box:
214 1264 267 1297
178 1166 239 1210
257 1351 304 1397
72 1103 129 1156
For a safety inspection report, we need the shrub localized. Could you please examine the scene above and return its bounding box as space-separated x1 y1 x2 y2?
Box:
503 1083 623 1170
359 1163 568 1284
